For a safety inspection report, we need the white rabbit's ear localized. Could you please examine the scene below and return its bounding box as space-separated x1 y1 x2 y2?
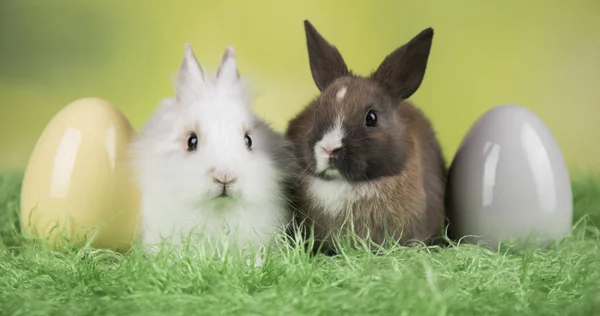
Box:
176 43 208 103
215 46 240 91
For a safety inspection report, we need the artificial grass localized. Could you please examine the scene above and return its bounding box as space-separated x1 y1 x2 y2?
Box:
1 170 599 316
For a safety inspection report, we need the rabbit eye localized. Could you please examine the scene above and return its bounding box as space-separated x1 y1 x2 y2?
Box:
187 133 198 152
244 133 252 150
365 110 377 127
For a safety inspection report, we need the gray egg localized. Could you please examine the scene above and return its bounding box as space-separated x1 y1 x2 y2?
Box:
446 104 573 251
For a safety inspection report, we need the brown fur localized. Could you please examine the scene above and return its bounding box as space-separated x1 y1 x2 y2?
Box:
285 20 447 254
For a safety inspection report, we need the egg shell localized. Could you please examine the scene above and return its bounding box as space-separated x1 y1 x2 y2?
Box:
446 104 573 250
20 97 140 252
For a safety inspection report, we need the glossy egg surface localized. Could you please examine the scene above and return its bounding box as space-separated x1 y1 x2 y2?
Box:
446 104 573 250
20 97 140 252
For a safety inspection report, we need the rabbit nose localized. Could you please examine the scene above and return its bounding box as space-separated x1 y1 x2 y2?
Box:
322 145 341 158
211 171 237 185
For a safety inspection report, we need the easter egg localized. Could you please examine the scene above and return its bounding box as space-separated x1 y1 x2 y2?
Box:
446 104 573 250
20 97 140 252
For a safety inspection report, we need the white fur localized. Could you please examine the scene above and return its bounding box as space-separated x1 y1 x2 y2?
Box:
313 116 344 176
307 177 380 218
335 86 347 101
130 44 293 258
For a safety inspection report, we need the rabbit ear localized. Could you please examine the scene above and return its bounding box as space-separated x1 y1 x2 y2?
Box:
372 28 434 101
176 43 208 103
215 46 240 90
304 20 349 91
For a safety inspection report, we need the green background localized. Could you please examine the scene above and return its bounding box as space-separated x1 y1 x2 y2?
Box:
1 0 598 171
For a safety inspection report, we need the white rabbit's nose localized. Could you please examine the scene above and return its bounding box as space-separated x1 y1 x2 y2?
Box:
210 169 237 185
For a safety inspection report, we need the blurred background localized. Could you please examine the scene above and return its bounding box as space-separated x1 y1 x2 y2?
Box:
1 0 599 171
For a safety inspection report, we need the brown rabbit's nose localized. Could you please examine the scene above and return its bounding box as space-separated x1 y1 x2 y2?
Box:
323 146 341 159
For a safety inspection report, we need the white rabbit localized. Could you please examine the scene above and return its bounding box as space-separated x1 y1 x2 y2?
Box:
130 44 295 259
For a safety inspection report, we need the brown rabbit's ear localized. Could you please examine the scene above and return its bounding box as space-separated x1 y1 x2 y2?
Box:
304 20 349 91
372 28 434 101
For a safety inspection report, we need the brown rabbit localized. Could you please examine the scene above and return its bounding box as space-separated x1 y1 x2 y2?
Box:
285 20 447 254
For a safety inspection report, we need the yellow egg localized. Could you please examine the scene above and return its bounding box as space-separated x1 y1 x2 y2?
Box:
20 97 140 252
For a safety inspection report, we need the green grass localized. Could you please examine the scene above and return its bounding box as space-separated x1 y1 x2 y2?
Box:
1 170 600 316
